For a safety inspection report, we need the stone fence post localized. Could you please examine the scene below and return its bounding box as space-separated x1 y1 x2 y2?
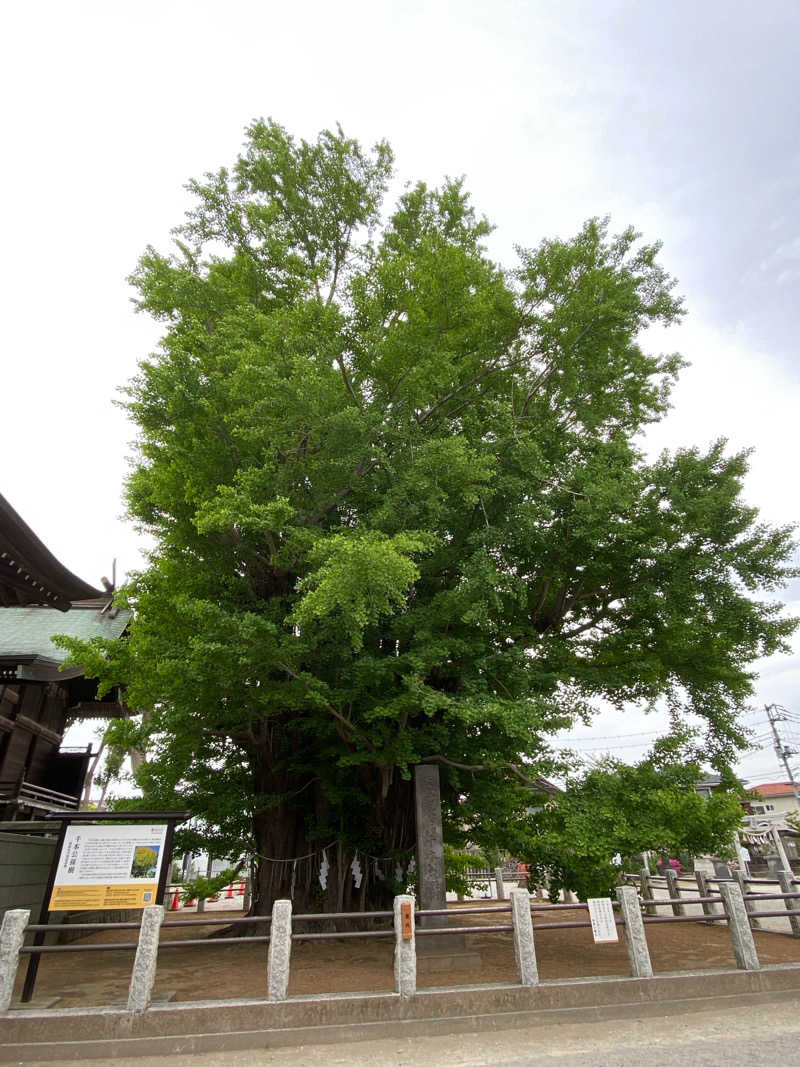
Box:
393 893 416 997
127 905 165 1012
639 867 657 916
735 871 760 930
267 899 292 1001
695 871 721 923
778 870 800 938
509 888 538 986
0 909 30 1013
494 867 506 901
719 881 760 971
616 885 653 978
664 868 684 917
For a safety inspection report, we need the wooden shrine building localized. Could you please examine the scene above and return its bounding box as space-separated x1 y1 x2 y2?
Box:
0 493 130 819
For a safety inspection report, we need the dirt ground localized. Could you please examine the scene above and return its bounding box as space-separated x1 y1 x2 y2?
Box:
12 904 800 1010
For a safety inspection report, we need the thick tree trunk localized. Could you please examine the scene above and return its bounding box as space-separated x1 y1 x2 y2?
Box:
248 758 416 917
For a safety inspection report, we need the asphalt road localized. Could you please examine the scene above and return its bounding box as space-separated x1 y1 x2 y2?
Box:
19 998 800 1067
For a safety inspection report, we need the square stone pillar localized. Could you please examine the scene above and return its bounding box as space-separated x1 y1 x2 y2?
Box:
616 885 653 978
127 905 165 1012
267 899 292 1000
414 764 447 926
393 894 416 996
719 881 760 971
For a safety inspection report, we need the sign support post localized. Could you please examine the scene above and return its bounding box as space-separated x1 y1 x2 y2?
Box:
20 817 70 1004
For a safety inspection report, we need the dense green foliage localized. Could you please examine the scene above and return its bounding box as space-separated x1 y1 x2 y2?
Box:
60 121 796 911
523 742 745 900
180 867 242 905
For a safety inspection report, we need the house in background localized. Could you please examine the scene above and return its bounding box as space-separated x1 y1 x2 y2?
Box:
694 773 723 800
0 492 130 820
748 782 800 818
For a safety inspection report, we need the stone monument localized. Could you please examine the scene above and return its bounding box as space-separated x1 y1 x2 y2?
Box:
412 763 478 967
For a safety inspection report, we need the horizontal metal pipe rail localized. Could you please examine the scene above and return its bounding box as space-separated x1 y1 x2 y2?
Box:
24 914 274 933
742 892 800 901
293 930 395 941
644 914 729 925
531 901 620 911
734 909 800 919
533 919 625 931
19 935 274 953
419 905 510 916
416 924 514 935
636 895 723 907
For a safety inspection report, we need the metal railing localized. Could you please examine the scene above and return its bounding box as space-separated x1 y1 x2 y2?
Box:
4 880 800 1015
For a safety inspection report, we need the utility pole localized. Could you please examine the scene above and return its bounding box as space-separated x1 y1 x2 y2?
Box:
765 704 800 809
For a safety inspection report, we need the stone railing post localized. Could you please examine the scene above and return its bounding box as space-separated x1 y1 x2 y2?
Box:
0 909 30 1013
719 881 760 971
777 871 800 938
494 867 506 901
509 888 538 986
127 905 165 1012
639 867 657 916
735 871 760 930
267 899 292 1001
695 871 721 923
393 893 416 997
664 868 684 917
616 885 653 978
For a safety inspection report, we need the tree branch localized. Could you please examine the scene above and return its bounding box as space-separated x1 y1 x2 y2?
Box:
277 660 376 751
420 754 542 786
416 351 527 426
560 603 615 638
335 356 361 408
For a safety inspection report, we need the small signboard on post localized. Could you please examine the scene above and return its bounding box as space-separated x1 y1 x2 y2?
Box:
20 809 188 1004
587 897 619 943
50 823 168 911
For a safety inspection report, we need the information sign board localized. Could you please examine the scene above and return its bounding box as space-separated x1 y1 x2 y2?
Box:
587 897 619 943
49 823 167 911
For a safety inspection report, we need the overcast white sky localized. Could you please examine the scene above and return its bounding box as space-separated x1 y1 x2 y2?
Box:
2 1 798 786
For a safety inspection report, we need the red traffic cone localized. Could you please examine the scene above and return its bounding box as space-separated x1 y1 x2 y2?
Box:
185 896 196 907
226 883 234 899
170 890 180 911
237 880 245 895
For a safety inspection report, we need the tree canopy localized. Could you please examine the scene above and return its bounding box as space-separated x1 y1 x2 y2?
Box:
522 741 745 900
62 120 797 912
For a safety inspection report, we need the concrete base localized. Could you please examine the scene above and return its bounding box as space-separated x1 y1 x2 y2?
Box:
108 993 176 1011
4 966 800 1061
416 952 483 974
8 996 60 1010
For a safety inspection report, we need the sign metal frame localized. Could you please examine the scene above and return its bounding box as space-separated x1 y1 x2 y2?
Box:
21 809 189 1003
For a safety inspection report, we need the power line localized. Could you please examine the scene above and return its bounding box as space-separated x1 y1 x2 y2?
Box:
563 739 661 753
557 728 662 743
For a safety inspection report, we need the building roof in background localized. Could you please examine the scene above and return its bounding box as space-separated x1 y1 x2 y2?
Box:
750 782 798 798
696 774 723 789
0 492 103 609
0 603 129 662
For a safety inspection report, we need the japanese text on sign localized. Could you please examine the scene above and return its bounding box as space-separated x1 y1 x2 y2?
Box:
587 897 619 943
50 823 167 911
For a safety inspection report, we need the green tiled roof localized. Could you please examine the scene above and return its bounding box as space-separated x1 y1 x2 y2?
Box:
0 605 129 661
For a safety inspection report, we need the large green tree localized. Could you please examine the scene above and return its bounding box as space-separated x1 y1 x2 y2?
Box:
64 120 796 913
